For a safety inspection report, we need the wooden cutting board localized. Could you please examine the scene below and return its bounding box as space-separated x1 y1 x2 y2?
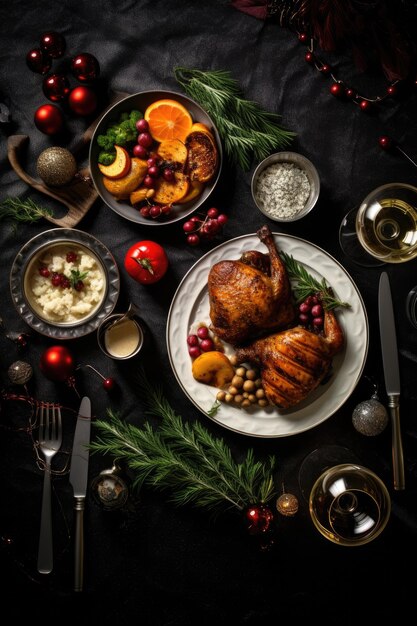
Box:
7 91 129 228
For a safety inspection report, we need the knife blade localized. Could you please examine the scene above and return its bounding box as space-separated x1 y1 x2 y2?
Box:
378 272 405 490
69 396 91 591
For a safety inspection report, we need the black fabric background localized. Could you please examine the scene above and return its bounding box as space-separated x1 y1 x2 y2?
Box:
1 1 417 623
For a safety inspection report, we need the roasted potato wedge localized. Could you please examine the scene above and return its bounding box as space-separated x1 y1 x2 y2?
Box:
153 172 190 205
103 158 148 199
157 139 188 166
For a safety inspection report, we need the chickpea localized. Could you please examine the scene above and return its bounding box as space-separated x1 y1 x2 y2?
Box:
257 398 269 407
229 355 238 366
234 394 243 404
217 390 226 402
228 386 239 395
248 394 257 403
242 379 255 393
242 392 249 399
225 393 234 403
241 399 251 408
255 378 263 388
246 369 257 381
235 366 247 378
231 375 244 388
255 388 265 399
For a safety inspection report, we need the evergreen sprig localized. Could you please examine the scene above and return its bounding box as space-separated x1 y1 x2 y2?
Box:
280 251 350 310
91 371 276 514
174 67 296 170
0 197 53 225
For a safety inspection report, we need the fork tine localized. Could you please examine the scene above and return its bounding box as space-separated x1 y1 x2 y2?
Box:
56 406 62 445
39 403 45 441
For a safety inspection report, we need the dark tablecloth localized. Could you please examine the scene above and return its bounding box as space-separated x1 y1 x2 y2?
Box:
1 1 417 623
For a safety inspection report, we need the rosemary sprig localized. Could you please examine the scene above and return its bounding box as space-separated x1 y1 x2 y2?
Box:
91 371 276 513
69 269 88 289
174 67 296 170
0 197 53 224
280 251 350 310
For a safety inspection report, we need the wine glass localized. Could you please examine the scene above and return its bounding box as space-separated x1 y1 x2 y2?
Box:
339 183 417 267
299 446 391 546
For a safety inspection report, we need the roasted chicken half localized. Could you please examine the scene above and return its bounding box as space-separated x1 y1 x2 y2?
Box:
208 225 295 346
235 307 344 409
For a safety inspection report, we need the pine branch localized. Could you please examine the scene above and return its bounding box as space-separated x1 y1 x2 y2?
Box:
280 251 351 310
174 66 295 170
91 371 278 514
0 197 53 224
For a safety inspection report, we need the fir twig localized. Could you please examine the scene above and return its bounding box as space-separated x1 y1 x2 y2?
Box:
91 371 277 514
0 197 53 225
174 67 296 170
280 251 350 310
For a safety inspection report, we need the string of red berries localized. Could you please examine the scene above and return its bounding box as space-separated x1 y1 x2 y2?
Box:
26 32 100 134
297 32 408 114
182 207 228 246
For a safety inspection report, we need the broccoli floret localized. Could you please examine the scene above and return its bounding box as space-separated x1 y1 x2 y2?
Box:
95 108 144 155
98 150 116 165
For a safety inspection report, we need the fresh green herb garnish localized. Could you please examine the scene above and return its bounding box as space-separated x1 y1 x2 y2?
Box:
0 197 53 225
174 67 295 170
69 269 88 289
280 251 350 310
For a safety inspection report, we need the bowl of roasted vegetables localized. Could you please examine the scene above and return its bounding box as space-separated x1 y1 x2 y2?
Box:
89 90 223 226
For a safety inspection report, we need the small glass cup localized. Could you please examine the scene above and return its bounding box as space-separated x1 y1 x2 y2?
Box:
97 311 144 360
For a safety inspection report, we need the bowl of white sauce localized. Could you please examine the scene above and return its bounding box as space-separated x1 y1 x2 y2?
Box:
251 151 320 222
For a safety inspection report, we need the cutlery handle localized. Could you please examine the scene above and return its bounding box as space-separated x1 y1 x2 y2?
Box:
37 461 53 574
73 497 85 592
389 395 405 490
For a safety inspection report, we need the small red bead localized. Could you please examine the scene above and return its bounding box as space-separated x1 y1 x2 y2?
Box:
345 87 356 99
320 64 331 74
379 135 393 150
359 99 372 112
103 377 115 391
330 83 344 97
305 51 315 64
386 84 398 97
298 32 308 43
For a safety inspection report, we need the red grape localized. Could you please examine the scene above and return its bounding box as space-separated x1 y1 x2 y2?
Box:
188 346 201 358
187 334 199 347
39 266 50 278
311 304 323 318
135 118 149 132
197 326 209 339
207 207 219 218
313 317 324 328
183 221 195 233
299 302 311 314
147 157 159 167
143 175 155 188
138 132 153 148
149 205 162 218
163 168 175 182
200 338 214 352
161 204 172 215
140 206 150 218
133 144 148 159
217 214 228 226
147 165 159 178
187 234 200 246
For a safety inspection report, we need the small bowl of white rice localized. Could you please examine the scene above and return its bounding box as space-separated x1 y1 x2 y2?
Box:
251 152 320 222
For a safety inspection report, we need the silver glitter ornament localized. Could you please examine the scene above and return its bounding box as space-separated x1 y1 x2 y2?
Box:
352 393 389 436
8 360 33 385
37 147 77 187
91 463 129 511
276 492 299 516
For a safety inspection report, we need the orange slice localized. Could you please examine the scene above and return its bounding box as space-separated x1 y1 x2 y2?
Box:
144 99 193 142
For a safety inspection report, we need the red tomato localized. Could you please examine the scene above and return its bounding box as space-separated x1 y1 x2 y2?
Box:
124 240 168 284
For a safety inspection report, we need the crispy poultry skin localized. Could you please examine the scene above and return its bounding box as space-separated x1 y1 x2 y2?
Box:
208 225 295 346
235 308 344 409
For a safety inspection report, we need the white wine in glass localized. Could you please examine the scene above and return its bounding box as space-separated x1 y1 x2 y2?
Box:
339 183 417 266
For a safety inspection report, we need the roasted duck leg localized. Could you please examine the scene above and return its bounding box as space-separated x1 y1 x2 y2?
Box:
208 225 295 346
235 307 344 409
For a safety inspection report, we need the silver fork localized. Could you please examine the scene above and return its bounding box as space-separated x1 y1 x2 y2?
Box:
37 403 63 574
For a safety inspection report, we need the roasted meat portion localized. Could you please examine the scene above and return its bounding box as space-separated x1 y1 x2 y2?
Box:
235 307 344 409
208 225 295 346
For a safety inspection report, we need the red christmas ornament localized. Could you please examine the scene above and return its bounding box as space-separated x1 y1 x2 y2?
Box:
345 87 357 99
298 32 308 43
40 32 66 58
71 53 100 82
42 73 70 102
305 51 315 64
244 504 274 535
34 104 64 135
320 64 331 74
26 48 52 74
386 84 398 97
68 86 97 116
39 345 75 382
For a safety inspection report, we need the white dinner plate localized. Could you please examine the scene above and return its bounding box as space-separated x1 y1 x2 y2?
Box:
167 232 369 438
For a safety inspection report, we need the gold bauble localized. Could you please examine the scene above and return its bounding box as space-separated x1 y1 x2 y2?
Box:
276 492 299 517
36 147 77 187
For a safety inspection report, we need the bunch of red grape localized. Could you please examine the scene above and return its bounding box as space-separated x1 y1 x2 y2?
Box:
182 207 228 246
186 325 215 358
297 294 324 331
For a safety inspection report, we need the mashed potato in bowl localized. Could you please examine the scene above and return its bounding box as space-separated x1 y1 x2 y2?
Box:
24 243 107 325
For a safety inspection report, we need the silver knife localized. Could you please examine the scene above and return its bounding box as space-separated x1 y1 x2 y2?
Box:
378 272 405 490
69 396 91 591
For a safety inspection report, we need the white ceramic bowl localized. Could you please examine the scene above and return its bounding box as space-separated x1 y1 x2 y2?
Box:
251 151 320 222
